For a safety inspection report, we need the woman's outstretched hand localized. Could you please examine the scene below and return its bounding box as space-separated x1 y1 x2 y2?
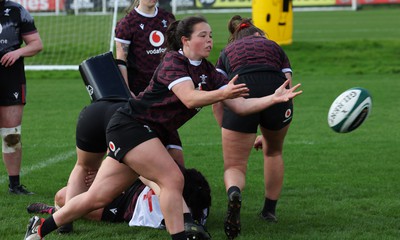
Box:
223 74 249 99
274 80 302 102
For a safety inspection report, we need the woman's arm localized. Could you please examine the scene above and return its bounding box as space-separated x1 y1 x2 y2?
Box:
1 32 42 67
223 79 302 116
21 32 43 57
172 75 249 109
115 41 130 89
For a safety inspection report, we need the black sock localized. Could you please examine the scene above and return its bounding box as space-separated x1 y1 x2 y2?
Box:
227 186 241 197
183 212 194 224
262 198 278 215
9 175 20 187
171 231 186 240
40 215 58 237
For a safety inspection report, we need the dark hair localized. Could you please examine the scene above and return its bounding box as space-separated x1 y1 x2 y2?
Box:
227 15 265 43
182 168 211 224
166 15 208 52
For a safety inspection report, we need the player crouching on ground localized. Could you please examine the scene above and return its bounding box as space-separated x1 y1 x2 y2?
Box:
26 168 212 239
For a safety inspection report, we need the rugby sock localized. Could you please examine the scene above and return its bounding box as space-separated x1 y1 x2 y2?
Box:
227 186 241 197
183 212 194 223
40 216 58 237
171 231 186 240
9 175 20 188
262 198 277 215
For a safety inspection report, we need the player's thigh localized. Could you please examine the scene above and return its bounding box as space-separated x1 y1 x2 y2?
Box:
123 138 183 189
0 60 26 110
167 148 184 166
222 128 256 166
260 125 290 155
0 105 23 126
86 157 138 204
76 147 105 170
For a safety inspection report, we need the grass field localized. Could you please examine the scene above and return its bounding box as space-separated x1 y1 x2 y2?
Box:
1 7 400 240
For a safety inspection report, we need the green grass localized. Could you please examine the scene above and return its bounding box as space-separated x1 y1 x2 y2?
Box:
28 14 115 65
1 7 400 240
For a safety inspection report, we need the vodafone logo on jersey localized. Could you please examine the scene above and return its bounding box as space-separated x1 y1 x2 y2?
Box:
149 30 164 47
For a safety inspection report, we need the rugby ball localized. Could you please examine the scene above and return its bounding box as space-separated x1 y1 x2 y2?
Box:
328 87 372 133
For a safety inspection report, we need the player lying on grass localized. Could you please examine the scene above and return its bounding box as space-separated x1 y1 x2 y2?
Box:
27 167 211 238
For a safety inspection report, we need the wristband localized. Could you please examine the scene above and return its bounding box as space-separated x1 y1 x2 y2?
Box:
115 59 127 67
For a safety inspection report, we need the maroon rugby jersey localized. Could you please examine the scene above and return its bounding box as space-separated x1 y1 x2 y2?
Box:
114 7 175 94
216 35 291 78
119 51 228 145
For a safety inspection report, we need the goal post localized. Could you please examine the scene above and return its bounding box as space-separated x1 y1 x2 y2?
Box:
22 0 396 70
17 0 131 70
171 0 360 15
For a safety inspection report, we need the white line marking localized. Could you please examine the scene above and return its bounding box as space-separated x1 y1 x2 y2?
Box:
0 150 75 184
0 140 315 184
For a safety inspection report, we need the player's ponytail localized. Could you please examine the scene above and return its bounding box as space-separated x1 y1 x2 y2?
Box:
228 15 243 42
227 15 266 43
166 20 181 52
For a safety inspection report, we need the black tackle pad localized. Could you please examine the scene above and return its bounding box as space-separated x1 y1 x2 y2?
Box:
79 52 131 101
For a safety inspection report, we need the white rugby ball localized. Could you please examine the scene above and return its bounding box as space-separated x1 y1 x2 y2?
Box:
328 87 372 133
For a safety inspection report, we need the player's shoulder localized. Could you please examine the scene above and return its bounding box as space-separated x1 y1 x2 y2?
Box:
4 0 26 11
4 0 22 7
263 37 282 49
3 1 32 20
158 52 189 75
157 8 175 20
163 51 186 63
117 10 144 29
123 9 140 20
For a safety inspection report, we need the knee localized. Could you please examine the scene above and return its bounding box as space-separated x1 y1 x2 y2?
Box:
168 169 185 192
173 171 185 190
55 187 67 207
264 143 283 157
224 161 248 173
265 150 283 157
1 126 22 153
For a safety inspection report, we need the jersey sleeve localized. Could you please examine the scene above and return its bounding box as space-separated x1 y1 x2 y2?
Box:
19 6 37 35
210 67 229 89
204 60 229 90
278 45 292 73
157 52 192 90
215 50 229 78
115 16 133 43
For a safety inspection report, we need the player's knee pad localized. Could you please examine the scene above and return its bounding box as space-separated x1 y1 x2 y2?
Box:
1 126 22 153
